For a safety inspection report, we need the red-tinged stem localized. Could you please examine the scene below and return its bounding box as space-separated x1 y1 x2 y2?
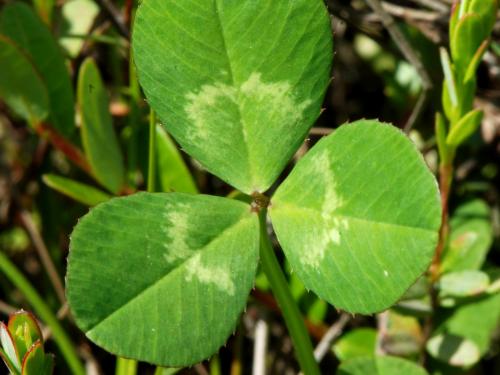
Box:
34 123 92 174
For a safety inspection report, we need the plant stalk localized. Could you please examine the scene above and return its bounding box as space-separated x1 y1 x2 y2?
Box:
147 109 157 193
115 357 138 375
258 210 320 375
0 251 85 375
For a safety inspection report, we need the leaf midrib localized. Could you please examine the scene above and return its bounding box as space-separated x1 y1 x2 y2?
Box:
212 0 256 191
270 202 438 233
84 212 256 335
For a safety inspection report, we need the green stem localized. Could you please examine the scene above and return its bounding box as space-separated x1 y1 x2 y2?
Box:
147 109 157 193
209 355 221 375
258 210 320 375
0 251 85 375
115 357 138 375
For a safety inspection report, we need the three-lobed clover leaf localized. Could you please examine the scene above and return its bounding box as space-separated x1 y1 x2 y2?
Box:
66 0 441 367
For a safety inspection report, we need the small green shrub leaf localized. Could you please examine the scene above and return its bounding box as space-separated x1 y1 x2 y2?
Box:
337 355 428 375
441 200 492 272
464 40 489 84
446 109 483 147
21 341 53 375
156 126 198 194
439 270 490 299
467 0 498 37
332 328 376 361
0 3 75 138
450 13 486 77
433 288 500 356
426 333 480 367
8 312 43 363
133 0 333 194
270 120 441 314
42 174 112 206
66 193 259 366
0 36 49 125
77 58 125 194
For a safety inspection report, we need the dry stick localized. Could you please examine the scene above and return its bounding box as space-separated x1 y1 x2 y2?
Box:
375 310 390 355
0 300 17 316
364 0 434 132
94 0 130 39
313 313 350 362
410 0 449 13
252 320 269 375
381 2 442 22
19 210 66 305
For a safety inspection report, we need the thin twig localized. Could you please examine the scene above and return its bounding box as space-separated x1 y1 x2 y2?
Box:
309 127 334 136
410 0 449 13
381 2 442 22
0 300 17 316
364 0 433 131
314 313 350 362
94 0 130 39
365 0 433 90
252 319 269 375
376 310 389 355
404 90 428 133
19 210 66 305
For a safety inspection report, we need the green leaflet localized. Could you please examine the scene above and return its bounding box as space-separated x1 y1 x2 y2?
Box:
133 0 333 194
434 291 500 357
337 355 428 375
156 125 198 194
8 312 43 365
270 120 441 314
446 109 483 147
0 36 49 125
426 333 480 367
438 270 490 299
441 200 492 273
77 58 125 194
20 341 53 375
42 174 112 206
332 328 376 362
0 3 75 138
66 193 259 366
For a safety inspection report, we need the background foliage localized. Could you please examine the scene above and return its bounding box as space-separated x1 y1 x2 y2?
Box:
1 0 500 374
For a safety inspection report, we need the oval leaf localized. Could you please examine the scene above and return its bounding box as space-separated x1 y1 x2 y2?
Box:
8 311 43 363
270 120 441 314
446 109 483 147
439 270 490 299
337 355 428 375
332 328 376 362
442 200 493 272
42 174 112 206
66 193 259 366
133 0 333 194
0 36 49 125
426 334 480 367
0 3 75 138
77 58 125 194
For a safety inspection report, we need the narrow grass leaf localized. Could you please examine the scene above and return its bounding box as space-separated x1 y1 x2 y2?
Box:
0 3 75 137
77 58 125 194
0 36 49 125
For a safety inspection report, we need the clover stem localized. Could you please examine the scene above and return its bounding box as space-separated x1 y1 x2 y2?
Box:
258 210 320 375
115 357 138 375
0 251 85 375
